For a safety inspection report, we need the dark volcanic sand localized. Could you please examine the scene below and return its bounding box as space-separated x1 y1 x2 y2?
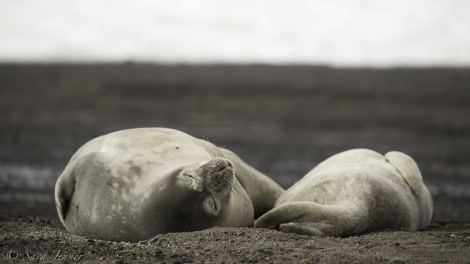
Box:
1 216 470 263
1 64 470 263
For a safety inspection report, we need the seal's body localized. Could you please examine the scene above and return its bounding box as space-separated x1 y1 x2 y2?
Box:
55 128 283 242
255 149 433 237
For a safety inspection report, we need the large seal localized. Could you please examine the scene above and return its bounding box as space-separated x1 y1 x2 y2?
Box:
255 149 433 236
55 128 283 242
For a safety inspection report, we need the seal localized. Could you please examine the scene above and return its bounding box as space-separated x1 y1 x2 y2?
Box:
254 149 433 237
55 127 283 242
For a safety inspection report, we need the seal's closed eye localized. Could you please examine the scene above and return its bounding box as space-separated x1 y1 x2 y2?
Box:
204 195 218 216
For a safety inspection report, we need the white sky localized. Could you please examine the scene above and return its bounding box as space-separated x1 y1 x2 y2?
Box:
0 0 469 67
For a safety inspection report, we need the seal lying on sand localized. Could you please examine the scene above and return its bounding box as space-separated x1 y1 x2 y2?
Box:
55 128 283 242
255 149 433 237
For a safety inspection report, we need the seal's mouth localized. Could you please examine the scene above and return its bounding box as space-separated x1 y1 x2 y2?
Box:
180 158 235 194
204 160 235 193
202 158 234 194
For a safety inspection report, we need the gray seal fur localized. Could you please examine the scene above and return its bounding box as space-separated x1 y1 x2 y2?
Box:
55 128 283 242
254 149 433 237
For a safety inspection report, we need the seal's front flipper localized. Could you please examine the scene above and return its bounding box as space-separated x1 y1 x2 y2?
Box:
279 222 332 236
255 202 366 237
385 151 423 195
254 202 306 230
219 148 284 218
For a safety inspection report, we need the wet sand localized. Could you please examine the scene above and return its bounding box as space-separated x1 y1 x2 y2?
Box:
1 64 469 263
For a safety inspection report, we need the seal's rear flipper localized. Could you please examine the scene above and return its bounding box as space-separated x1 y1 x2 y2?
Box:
254 202 366 237
55 152 104 222
385 151 423 195
55 172 75 221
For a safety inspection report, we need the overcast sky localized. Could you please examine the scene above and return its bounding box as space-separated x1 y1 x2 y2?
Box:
1 0 469 67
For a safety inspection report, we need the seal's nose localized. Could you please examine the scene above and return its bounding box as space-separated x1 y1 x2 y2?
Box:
223 159 233 168
201 158 234 194
210 158 233 171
